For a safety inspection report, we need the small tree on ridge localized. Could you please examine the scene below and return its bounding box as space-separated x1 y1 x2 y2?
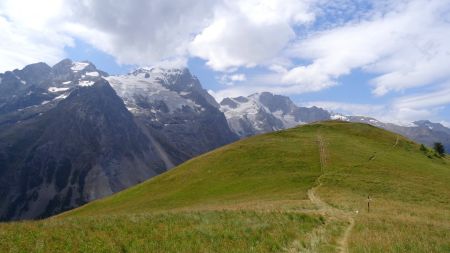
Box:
433 142 445 156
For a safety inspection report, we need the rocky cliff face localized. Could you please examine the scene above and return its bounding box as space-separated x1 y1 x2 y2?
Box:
0 60 237 221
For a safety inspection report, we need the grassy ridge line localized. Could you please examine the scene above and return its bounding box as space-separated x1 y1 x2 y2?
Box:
61 126 323 217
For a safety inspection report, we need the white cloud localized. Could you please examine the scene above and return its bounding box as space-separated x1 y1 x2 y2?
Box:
392 84 450 110
0 0 315 71
218 73 247 86
64 0 217 66
0 0 73 71
229 74 246 82
189 0 315 71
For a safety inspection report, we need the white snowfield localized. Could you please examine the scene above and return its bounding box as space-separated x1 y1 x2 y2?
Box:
71 62 90 72
106 68 202 114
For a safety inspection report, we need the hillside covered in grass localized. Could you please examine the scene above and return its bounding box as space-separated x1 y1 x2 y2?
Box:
1 121 449 252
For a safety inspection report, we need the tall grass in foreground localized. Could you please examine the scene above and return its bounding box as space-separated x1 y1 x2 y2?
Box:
0 211 321 253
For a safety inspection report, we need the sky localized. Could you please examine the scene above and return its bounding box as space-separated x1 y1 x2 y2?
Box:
0 0 449 126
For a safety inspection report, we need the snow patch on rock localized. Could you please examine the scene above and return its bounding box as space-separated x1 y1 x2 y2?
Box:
54 93 69 100
79 80 95 87
48 87 70 93
86 71 99 77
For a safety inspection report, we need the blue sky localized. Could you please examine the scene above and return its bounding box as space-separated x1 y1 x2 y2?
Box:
1 0 450 125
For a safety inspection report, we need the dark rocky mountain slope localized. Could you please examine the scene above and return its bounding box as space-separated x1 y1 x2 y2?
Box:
0 80 168 220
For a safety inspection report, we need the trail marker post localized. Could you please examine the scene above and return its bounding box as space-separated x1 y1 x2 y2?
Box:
367 195 372 213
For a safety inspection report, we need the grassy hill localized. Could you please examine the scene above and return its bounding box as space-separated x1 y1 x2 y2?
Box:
1 121 449 252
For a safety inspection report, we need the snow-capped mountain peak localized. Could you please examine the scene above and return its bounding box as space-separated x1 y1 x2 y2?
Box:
131 67 188 83
106 66 219 116
106 73 202 114
220 92 330 137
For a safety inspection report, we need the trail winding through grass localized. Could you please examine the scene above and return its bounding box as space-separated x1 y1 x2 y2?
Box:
304 135 356 253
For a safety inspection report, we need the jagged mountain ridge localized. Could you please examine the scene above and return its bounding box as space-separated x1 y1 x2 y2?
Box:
0 60 237 221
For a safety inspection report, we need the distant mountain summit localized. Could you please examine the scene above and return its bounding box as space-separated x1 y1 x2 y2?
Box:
0 60 237 221
220 92 330 137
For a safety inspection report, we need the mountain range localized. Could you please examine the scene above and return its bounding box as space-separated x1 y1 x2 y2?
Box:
0 59 236 220
220 93 450 152
0 59 448 220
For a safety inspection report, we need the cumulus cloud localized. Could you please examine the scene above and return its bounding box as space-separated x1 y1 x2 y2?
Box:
189 0 315 70
64 0 217 65
65 0 314 70
0 0 316 71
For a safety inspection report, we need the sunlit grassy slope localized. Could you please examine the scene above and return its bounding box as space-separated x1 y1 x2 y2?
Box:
1 121 449 252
